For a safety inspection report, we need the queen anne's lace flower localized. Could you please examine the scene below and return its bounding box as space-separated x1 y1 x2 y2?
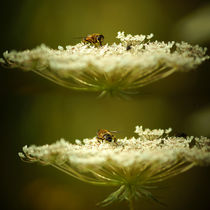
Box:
19 126 210 208
1 32 209 97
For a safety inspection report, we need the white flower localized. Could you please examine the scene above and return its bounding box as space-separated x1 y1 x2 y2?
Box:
19 125 210 207
1 32 209 97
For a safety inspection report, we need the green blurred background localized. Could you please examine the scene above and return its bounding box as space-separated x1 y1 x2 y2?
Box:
1 0 210 209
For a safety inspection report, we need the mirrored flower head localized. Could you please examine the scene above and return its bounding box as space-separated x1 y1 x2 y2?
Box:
1 32 209 97
19 126 210 209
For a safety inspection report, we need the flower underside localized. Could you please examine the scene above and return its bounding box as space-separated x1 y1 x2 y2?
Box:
19 126 210 206
1 32 209 96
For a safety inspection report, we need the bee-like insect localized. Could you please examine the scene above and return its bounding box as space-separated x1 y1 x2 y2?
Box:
189 138 196 148
175 132 187 138
83 33 104 46
126 44 132 51
96 129 117 143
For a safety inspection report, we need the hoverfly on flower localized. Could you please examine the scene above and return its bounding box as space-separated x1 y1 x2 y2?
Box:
83 33 104 46
96 129 117 143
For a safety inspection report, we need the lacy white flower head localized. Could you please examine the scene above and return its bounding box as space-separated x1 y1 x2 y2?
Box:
19 126 210 209
1 32 209 97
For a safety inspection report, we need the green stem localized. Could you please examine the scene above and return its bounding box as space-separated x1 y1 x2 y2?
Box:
129 198 135 210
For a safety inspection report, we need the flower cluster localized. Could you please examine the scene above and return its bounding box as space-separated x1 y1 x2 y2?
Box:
1 32 209 96
19 126 210 206
116 31 154 46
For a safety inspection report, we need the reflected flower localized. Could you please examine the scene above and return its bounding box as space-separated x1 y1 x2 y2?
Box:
19 126 210 209
1 32 209 97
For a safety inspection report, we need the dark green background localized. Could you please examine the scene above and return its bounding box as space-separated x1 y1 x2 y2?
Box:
1 0 210 209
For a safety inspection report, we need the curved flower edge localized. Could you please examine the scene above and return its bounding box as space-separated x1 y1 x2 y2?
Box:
20 149 194 207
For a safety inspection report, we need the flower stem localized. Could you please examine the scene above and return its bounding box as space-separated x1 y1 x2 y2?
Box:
129 198 135 210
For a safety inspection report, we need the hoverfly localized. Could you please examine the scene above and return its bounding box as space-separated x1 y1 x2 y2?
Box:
83 33 104 46
96 129 117 143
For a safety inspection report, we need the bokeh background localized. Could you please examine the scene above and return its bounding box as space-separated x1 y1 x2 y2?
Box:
1 0 210 209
